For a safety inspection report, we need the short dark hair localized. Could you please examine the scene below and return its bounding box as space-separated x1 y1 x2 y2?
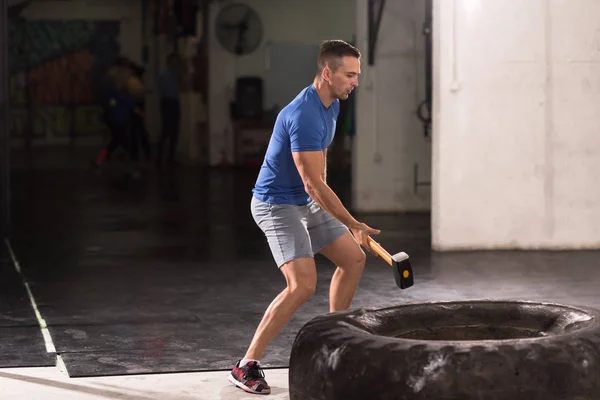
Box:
316 40 361 75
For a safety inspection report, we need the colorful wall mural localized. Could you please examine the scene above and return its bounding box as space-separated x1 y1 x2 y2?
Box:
8 19 120 140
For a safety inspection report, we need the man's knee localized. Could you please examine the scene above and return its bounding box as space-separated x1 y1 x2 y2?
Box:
287 268 316 301
289 281 316 303
341 246 367 278
281 258 317 303
343 248 366 276
356 248 367 269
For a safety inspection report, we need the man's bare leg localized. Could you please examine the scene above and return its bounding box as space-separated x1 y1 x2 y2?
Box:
319 231 366 312
243 257 317 360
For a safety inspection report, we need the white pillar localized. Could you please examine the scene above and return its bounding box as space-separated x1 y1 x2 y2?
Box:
353 0 431 212
432 0 600 250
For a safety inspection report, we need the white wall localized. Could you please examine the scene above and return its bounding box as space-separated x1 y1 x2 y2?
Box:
208 0 356 165
353 0 431 212
432 0 600 250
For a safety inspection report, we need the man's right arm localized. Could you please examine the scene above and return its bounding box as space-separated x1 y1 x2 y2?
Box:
292 150 380 251
291 150 357 228
288 112 380 249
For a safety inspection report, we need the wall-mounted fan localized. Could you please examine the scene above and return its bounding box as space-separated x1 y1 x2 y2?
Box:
215 3 263 56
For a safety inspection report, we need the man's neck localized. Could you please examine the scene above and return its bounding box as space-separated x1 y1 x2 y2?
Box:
313 77 334 108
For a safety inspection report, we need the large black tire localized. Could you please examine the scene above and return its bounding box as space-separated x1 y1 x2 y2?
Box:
288 300 600 400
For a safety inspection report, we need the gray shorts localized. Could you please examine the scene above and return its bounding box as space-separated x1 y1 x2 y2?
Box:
251 196 349 268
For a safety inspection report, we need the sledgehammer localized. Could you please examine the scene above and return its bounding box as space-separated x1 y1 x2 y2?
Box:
367 237 414 289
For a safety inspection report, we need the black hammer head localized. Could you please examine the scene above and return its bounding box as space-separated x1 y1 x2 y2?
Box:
392 252 414 289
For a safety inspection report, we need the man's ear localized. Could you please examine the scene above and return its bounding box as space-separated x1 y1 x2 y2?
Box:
322 65 332 84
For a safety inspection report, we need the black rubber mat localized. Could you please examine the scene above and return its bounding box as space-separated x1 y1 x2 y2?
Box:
18 256 328 376
9 153 600 377
54 319 299 377
0 254 55 367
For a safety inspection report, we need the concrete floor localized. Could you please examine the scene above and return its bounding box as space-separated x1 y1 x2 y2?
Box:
0 366 290 399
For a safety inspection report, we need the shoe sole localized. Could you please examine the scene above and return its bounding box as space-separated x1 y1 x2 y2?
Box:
228 374 271 395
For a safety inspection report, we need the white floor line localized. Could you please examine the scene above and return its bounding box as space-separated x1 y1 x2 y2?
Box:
56 354 69 376
6 239 57 354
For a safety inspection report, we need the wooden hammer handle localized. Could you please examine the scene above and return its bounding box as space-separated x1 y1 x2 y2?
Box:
367 236 393 267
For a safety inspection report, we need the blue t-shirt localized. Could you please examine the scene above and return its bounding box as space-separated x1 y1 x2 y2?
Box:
253 85 340 205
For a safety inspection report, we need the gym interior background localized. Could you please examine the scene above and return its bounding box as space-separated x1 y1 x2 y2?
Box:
1 0 600 398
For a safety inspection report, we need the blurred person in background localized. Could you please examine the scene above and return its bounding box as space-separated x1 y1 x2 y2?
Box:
92 57 136 169
128 61 151 166
157 52 183 168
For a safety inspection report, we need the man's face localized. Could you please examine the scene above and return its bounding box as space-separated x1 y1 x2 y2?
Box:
326 56 360 100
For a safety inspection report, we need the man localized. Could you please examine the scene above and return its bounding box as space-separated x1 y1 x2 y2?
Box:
92 57 136 169
229 40 380 395
157 53 182 167
128 61 151 164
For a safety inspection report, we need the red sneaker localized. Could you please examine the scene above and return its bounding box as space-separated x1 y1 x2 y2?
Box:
228 359 271 395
